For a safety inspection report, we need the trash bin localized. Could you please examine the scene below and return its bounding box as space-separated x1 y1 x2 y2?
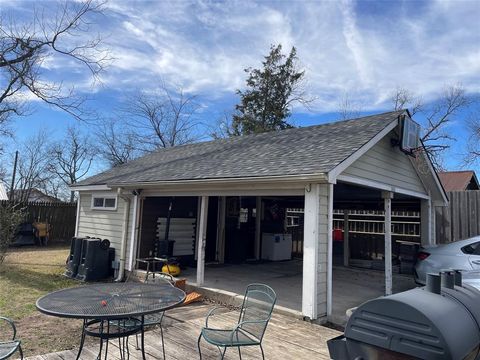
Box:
65 237 84 278
76 238 113 281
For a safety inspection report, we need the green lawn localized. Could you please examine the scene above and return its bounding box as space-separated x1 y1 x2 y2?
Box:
0 246 87 356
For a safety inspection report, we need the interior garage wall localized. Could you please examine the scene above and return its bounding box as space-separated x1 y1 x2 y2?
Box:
137 196 198 259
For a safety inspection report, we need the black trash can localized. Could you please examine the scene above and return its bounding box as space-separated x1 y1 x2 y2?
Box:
65 237 84 278
76 238 113 281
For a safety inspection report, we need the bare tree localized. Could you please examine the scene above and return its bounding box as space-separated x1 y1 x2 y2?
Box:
95 85 200 169
48 127 94 202
390 84 472 169
12 131 51 202
465 111 480 165
391 87 423 115
95 118 139 168
0 0 108 131
210 112 235 139
122 86 199 150
337 92 364 121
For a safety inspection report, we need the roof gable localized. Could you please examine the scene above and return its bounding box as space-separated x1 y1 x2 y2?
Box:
340 130 427 195
438 171 479 191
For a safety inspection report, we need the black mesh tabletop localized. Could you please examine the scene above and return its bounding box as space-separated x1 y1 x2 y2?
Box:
36 282 186 320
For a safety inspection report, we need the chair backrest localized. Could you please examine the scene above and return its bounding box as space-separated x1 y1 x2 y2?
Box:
0 316 17 342
145 271 175 286
238 284 277 342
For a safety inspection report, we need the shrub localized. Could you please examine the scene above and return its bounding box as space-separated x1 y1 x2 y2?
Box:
0 203 24 264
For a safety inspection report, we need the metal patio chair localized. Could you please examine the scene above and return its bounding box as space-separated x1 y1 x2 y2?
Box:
115 271 175 359
0 316 23 360
197 284 277 360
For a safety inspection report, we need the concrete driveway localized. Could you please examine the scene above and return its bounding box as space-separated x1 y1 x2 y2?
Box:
184 260 417 325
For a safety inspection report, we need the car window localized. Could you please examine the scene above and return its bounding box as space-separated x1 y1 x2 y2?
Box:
462 242 480 255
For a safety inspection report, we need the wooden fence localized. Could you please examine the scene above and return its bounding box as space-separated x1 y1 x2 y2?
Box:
435 191 480 243
0 200 77 242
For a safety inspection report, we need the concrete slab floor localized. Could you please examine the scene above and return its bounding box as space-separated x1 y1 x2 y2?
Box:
183 260 417 326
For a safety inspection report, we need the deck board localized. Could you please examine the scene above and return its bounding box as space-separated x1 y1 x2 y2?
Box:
23 303 341 359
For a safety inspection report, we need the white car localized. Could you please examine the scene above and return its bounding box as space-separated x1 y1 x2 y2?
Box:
414 236 480 285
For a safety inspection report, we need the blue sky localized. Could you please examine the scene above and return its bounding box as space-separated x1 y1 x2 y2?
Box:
2 0 480 175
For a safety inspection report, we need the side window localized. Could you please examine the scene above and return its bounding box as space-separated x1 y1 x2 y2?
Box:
461 242 480 255
91 195 117 210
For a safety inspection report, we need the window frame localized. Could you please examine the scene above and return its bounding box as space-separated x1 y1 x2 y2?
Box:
90 194 118 211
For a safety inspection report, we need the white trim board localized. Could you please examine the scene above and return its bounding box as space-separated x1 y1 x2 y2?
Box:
328 118 399 183
139 188 305 197
337 174 430 199
70 184 111 191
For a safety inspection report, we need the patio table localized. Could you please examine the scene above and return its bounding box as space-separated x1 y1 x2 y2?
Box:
36 282 185 360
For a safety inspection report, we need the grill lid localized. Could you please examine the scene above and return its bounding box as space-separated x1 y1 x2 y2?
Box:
345 287 480 360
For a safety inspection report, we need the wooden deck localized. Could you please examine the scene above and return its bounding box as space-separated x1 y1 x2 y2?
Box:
24 303 341 359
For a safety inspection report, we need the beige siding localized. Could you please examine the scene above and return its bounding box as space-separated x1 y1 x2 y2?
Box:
316 184 329 317
303 183 329 320
77 192 134 262
341 132 426 194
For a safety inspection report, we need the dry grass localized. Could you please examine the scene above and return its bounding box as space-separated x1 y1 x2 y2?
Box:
0 246 88 356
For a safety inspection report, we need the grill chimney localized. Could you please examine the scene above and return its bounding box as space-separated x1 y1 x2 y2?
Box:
426 273 441 294
441 271 455 289
454 270 463 287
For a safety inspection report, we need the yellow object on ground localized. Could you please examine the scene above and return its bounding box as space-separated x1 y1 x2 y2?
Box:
33 222 49 237
162 263 181 276
183 292 202 305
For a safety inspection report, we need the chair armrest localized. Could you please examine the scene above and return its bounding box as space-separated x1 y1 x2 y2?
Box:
205 306 226 327
0 316 17 340
229 319 267 343
147 272 175 285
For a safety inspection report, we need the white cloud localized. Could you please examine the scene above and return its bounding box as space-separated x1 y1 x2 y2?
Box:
6 0 480 113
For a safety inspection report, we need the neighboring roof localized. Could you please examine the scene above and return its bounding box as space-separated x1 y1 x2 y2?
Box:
0 183 8 200
438 171 480 192
13 189 60 202
76 110 406 187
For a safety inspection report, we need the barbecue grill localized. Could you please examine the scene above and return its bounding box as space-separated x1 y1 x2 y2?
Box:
328 271 480 360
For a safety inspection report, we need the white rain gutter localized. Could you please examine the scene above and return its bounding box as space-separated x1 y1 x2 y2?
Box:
115 188 131 282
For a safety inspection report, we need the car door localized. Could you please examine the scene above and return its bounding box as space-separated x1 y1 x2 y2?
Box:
465 241 480 269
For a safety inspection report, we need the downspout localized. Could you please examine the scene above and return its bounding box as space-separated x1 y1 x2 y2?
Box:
115 188 131 282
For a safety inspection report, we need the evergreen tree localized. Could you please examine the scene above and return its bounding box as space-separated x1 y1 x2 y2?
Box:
231 45 307 136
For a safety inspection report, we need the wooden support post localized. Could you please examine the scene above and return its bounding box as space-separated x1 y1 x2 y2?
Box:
302 184 329 320
255 196 262 260
196 196 209 286
343 210 349 267
217 196 226 263
382 191 393 296
327 183 333 318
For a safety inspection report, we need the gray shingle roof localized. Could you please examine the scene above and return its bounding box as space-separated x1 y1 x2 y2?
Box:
76 110 405 186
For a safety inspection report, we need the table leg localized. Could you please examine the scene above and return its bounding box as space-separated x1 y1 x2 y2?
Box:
76 319 87 360
141 315 147 360
97 321 104 360
104 321 110 360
